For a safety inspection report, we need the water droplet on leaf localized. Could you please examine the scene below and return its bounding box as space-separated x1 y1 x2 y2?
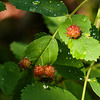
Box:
32 0 40 5
25 2 27 4
79 77 83 80
83 17 88 21
30 8 36 11
68 52 70 55
2 78 4 81
54 14 57 16
43 84 49 89
57 4 60 6
59 49 62 53
69 70 71 72
69 57 72 60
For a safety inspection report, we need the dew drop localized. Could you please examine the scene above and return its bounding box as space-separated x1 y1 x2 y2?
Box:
2 78 4 81
60 1 63 3
49 9 52 12
32 0 40 5
83 52 86 55
68 52 70 55
69 57 72 60
43 84 49 89
57 3 60 6
54 14 57 16
32 83 34 86
30 8 36 11
59 49 62 53
25 2 27 4
83 17 88 21
92 33 96 35
69 70 71 72
79 77 83 80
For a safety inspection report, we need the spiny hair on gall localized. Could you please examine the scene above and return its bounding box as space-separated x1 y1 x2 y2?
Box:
66 25 81 39
19 58 31 69
33 65 56 78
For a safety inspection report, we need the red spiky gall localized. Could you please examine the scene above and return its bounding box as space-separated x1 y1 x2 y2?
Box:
33 65 45 78
66 25 81 39
19 58 31 69
44 65 55 78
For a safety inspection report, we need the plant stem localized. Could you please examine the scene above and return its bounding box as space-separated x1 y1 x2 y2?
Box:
86 63 100 72
81 61 95 100
52 29 59 39
62 81 66 89
69 0 88 17
94 6 100 30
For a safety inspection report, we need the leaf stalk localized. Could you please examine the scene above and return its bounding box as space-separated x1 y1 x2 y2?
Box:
81 61 95 100
69 0 88 17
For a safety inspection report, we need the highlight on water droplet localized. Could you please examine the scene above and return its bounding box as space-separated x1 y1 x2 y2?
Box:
54 14 57 16
32 0 41 5
25 2 27 4
2 78 4 81
79 77 83 80
59 49 62 53
68 70 71 72
57 3 60 6
43 84 49 89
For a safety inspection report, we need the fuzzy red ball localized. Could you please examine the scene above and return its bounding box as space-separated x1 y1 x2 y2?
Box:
19 58 31 69
33 65 45 77
66 25 81 39
45 65 55 78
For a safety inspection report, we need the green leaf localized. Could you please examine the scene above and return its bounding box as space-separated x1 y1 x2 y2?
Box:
89 77 100 97
8 0 68 17
0 1 6 12
54 65 84 80
21 82 77 100
54 40 83 68
59 14 91 44
24 36 58 66
64 81 92 100
68 36 100 61
90 65 100 78
34 32 47 39
12 69 34 100
44 16 66 40
0 62 20 95
10 42 27 60
44 16 66 34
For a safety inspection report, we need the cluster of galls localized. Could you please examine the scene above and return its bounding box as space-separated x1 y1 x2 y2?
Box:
33 65 55 79
19 58 55 79
66 25 82 39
